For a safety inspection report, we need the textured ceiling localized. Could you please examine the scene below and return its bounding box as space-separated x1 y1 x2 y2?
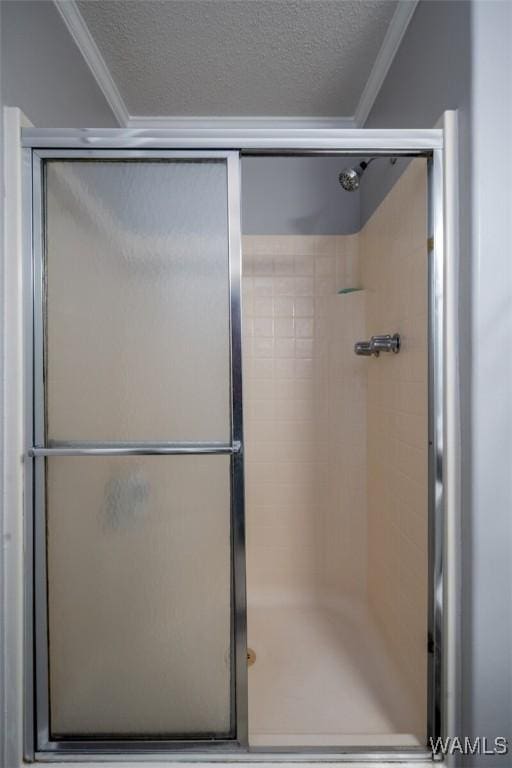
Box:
76 0 398 117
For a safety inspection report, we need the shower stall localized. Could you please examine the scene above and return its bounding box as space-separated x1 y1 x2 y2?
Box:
21 128 445 761
243 157 429 747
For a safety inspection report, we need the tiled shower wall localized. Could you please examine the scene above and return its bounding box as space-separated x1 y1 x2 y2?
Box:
242 235 363 603
323 286 368 604
360 159 428 734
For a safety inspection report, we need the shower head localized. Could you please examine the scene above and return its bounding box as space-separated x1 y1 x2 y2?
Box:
338 160 371 192
338 157 398 192
338 166 361 192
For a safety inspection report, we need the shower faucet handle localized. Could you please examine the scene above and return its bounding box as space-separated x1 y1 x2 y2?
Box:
354 333 400 357
370 333 400 355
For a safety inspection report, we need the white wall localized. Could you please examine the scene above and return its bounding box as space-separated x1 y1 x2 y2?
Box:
0 3 5 763
469 0 512 755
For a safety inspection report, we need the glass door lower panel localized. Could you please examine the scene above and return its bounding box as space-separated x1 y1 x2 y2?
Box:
46 455 233 740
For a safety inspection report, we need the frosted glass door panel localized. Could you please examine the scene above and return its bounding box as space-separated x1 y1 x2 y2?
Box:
45 161 230 442
46 455 232 737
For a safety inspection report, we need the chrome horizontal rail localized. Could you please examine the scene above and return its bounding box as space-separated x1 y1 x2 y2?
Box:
21 127 444 151
29 441 241 457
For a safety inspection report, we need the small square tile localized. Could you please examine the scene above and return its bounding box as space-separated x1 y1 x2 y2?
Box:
254 297 273 317
254 317 274 337
295 318 314 338
295 277 314 296
273 255 295 275
253 338 274 358
295 297 314 317
274 277 295 296
315 255 335 276
254 277 273 297
252 255 273 275
296 339 314 358
293 378 314 400
243 318 254 338
275 359 295 379
252 358 274 379
314 235 337 256
241 255 254 276
295 359 313 379
274 379 295 400
315 297 329 316
242 276 254 294
314 316 329 338
250 399 275 421
294 255 315 276
243 294 254 317
275 338 295 358
274 297 295 317
251 378 273 400
277 399 296 420
275 318 295 337
315 277 336 296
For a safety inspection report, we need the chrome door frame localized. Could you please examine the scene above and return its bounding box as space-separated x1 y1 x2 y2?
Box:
21 128 446 764
24 148 248 756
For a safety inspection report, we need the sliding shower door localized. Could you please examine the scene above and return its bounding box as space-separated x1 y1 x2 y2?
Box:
30 152 246 751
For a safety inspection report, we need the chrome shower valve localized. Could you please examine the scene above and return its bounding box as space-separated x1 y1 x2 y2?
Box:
354 333 401 357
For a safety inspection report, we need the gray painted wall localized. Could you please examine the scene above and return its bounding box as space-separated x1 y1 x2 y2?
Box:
0 0 359 236
241 156 360 235
361 0 471 228
1 0 118 128
1 0 357 235
365 0 512 762
2 0 510 761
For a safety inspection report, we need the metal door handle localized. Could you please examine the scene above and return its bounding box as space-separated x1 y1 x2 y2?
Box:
29 441 242 457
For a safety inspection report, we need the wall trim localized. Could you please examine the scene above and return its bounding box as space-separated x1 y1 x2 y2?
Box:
2 106 32 768
354 0 419 126
53 0 129 127
53 0 417 130
21 127 443 151
126 116 357 130
440 109 461 756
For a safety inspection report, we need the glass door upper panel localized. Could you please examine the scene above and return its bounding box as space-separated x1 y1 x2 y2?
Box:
44 159 231 442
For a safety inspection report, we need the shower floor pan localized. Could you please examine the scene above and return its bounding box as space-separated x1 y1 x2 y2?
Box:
247 600 423 748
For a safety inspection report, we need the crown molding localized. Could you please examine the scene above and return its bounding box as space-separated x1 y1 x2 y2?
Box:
125 115 357 130
54 0 417 131
354 0 419 127
53 0 129 126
